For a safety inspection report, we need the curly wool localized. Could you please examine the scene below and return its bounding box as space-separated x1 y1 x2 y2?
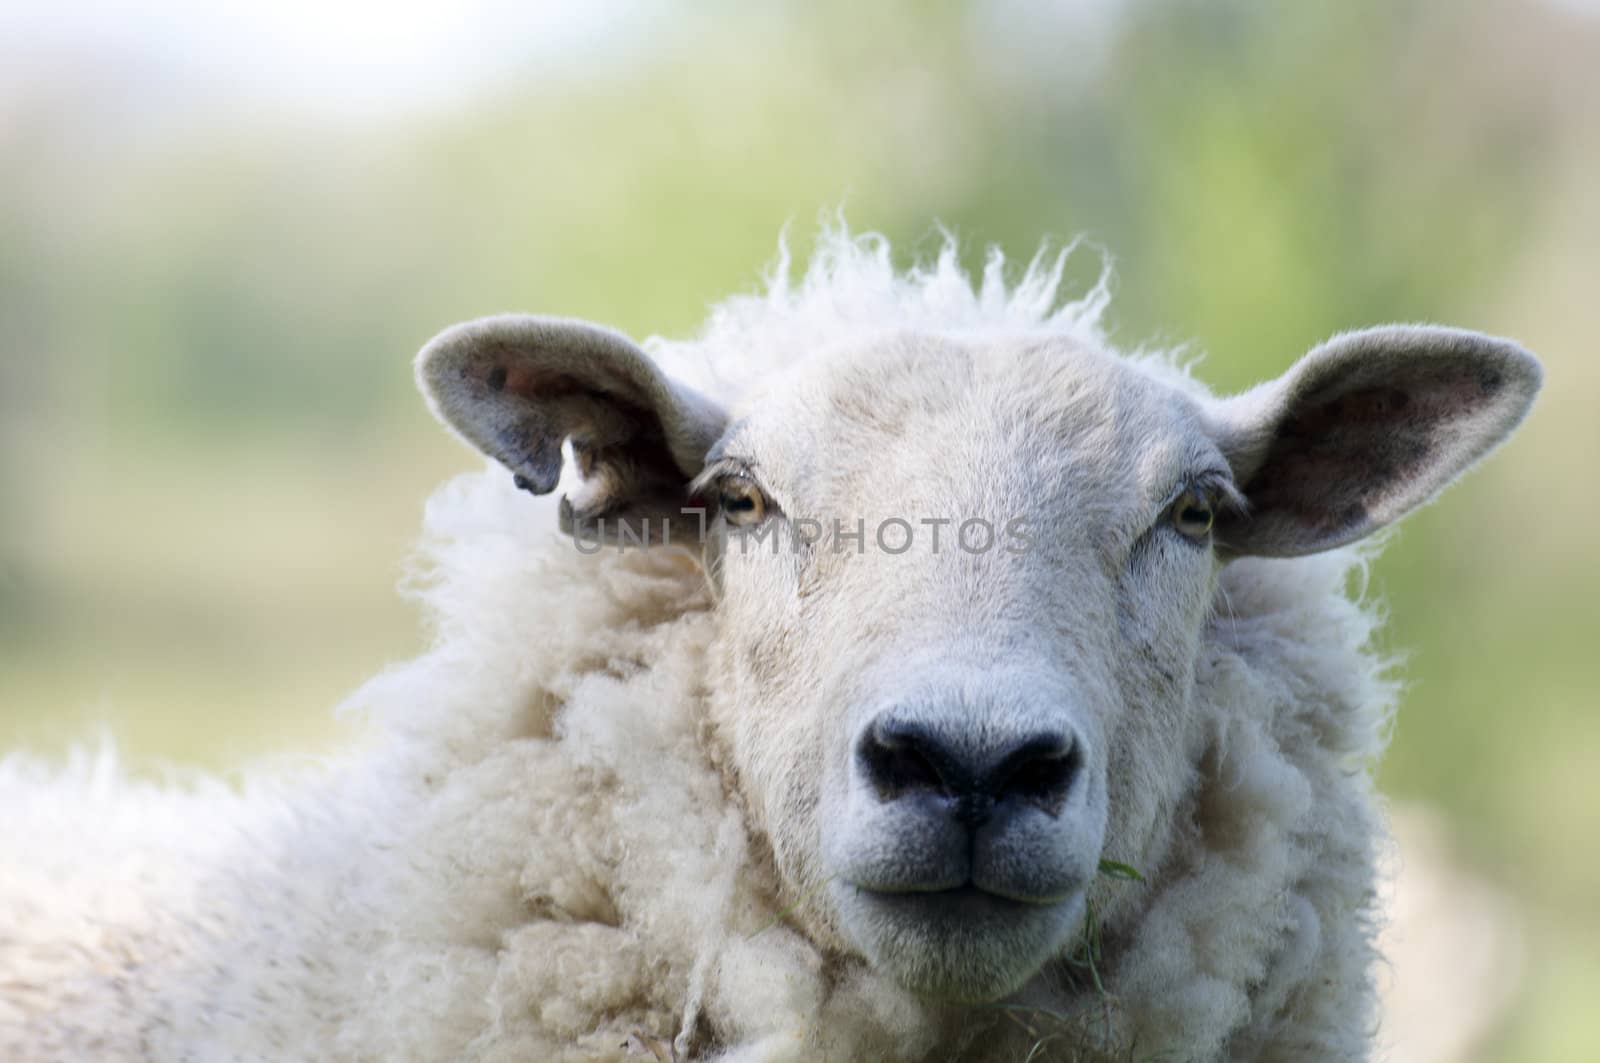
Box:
0 231 1397 1061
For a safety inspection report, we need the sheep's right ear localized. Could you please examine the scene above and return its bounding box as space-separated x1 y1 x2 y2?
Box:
416 314 728 543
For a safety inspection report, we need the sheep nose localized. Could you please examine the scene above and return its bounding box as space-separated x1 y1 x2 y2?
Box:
856 716 1080 822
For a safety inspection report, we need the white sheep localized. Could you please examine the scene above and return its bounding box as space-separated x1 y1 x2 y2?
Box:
0 230 1541 1061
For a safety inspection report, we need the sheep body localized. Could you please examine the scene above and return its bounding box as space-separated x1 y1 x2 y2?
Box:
1 231 1507 1061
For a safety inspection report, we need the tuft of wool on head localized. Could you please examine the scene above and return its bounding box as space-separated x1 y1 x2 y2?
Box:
648 225 1114 394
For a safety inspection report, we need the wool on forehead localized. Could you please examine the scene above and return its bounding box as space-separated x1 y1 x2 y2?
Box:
646 226 1203 401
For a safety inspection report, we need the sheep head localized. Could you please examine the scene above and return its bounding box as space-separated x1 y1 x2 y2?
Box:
417 316 1539 1005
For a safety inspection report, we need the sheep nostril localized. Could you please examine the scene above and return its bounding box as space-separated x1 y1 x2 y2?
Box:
1005 756 1070 800
859 720 949 801
993 738 1080 815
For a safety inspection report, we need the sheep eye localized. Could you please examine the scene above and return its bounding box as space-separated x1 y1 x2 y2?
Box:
1171 490 1214 540
718 475 767 527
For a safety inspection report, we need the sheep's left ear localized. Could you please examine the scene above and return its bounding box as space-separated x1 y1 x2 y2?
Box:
1211 325 1542 558
416 314 728 543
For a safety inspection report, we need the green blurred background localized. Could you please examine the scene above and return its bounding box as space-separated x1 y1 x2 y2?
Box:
1 1 1595 1057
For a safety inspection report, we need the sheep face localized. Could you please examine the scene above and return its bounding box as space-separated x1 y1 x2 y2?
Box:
417 313 1540 1006
696 332 1220 1001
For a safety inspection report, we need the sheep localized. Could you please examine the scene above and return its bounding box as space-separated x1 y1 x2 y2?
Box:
0 230 1541 1062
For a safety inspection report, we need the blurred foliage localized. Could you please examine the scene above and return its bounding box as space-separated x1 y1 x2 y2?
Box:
2 1 1597 1058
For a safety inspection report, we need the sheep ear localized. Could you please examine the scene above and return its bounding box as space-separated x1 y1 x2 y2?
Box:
416 314 728 542
1212 325 1542 558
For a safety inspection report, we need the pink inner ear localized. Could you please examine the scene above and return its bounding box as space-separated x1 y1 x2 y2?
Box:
477 339 651 408
495 364 583 399
1244 362 1505 539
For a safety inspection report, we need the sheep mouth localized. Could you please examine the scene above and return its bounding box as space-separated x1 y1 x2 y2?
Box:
853 882 1056 910
845 881 1079 931
831 880 1085 1002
